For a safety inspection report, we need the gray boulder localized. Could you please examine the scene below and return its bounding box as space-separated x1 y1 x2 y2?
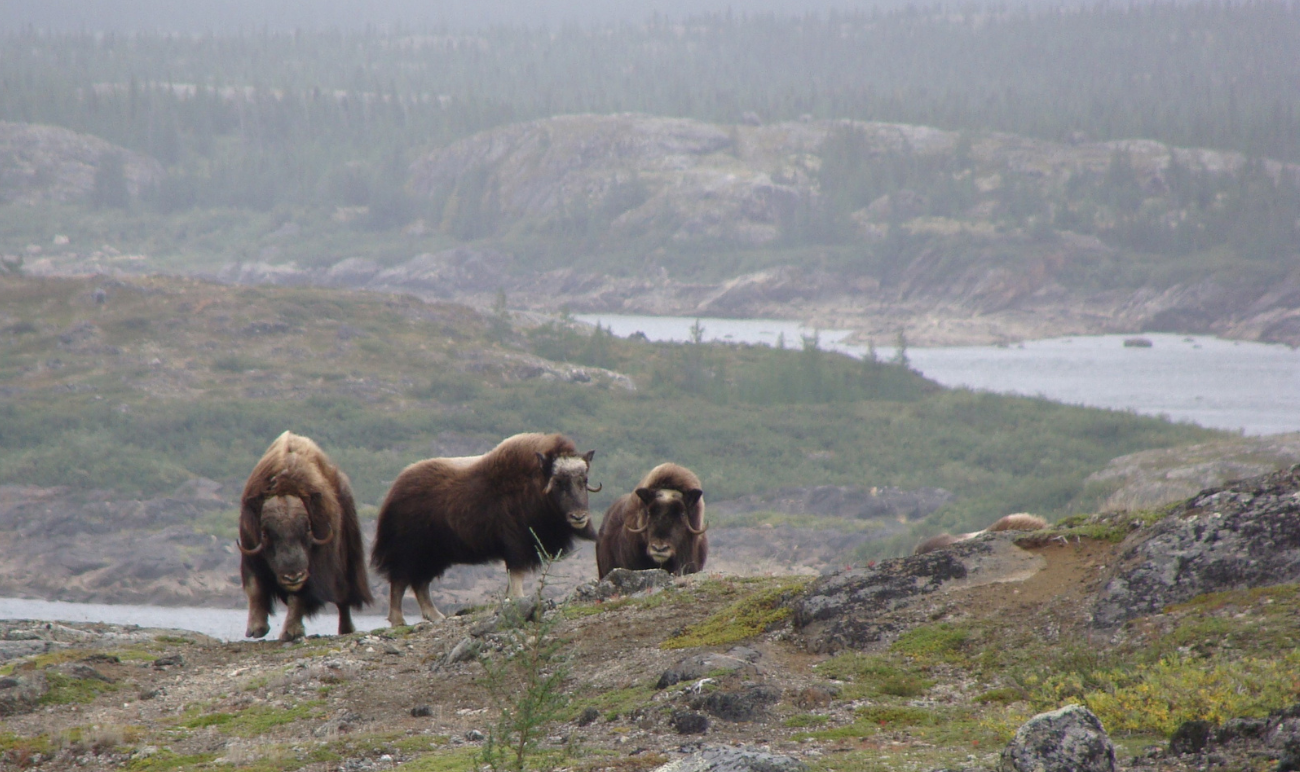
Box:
653 745 807 772
569 568 673 603
658 647 761 689
0 671 48 716
999 704 1116 772
1092 464 1300 628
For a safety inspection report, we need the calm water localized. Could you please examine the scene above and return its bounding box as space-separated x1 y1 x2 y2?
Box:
0 597 390 641
576 314 1300 436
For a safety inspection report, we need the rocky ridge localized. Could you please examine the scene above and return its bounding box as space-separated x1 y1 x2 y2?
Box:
0 122 162 205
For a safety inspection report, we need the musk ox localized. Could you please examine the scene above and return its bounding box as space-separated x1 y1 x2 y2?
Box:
596 463 707 578
238 431 372 641
370 432 598 626
912 512 1049 555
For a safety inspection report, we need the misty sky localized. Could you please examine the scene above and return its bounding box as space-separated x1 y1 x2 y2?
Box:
7 0 1082 32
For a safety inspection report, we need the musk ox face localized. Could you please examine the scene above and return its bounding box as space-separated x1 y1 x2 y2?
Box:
632 487 704 565
538 450 598 538
245 496 334 592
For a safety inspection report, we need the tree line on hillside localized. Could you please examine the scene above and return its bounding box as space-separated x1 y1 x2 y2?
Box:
1 2 1298 217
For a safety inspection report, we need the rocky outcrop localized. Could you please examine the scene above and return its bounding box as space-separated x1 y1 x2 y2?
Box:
0 122 163 204
998 705 1116 772
791 536 1045 653
1091 464 1300 628
1085 433 1300 513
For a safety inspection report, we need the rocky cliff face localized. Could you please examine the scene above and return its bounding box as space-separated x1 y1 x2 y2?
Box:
0 122 162 205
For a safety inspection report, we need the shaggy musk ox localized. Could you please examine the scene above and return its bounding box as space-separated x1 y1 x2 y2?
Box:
238 431 372 641
371 432 598 626
596 463 707 578
912 513 1048 555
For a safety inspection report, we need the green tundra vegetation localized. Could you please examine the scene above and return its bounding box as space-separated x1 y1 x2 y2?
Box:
0 276 1218 553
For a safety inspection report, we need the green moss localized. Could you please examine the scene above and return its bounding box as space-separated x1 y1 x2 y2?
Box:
397 747 494 772
661 578 810 649
814 653 933 698
570 685 657 720
180 712 234 729
39 672 119 706
124 751 220 771
227 702 323 737
890 623 970 664
783 713 830 728
975 686 1026 705
0 731 53 757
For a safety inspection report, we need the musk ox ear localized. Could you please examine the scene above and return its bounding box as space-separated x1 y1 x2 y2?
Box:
634 487 655 506
582 450 595 466
683 488 703 509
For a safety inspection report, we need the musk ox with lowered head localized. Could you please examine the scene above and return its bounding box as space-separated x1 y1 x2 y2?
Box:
238 431 372 641
596 463 707 578
912 513 1049 555
370 432 598 626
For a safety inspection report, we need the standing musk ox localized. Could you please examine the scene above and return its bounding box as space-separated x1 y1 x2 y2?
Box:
371 432 599 626
913 513 1048 555
238 431 372 641
596 463 707 578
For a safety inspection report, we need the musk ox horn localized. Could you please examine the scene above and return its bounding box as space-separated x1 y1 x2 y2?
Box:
587 481 603 493
686 519 708 535
310 522 334 546
625 511 649 534
236 535 266 556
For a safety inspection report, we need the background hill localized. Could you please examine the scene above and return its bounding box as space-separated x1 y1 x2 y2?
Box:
0 274 1218 606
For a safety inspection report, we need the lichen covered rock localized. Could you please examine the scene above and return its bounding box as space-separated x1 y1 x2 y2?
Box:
999 704 1116 772
1092 464 1300 628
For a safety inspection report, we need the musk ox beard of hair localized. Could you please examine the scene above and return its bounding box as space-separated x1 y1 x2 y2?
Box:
596 462 707 579
370 432 598 626
239 431 372 641
912 512 1049 555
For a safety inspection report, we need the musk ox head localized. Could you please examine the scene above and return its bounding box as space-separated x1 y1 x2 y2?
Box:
239 495 334 592
537 449 599 539
629 487 705 566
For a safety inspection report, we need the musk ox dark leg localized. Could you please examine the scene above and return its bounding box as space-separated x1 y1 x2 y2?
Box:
243 572 271 639
413 580 445 622
280 593 307 642
387 581 409 627
337 604 355 635
507 568 526 599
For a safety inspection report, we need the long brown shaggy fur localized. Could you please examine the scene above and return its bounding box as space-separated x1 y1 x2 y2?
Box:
239 431 372 615
913 513 1048 555
913 532 960 555
597 462 708 578
986 513 1049 532
371 432 593 588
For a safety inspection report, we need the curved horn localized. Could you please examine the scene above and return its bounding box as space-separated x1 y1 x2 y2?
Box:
686 519 708 536
586 481 603 493
236 533 266 556
624 510 648 534
310 522 334 546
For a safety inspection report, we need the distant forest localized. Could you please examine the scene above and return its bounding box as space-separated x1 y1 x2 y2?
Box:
2 3 1298 215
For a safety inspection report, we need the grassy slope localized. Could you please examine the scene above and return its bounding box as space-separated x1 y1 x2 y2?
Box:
0 275 1219 552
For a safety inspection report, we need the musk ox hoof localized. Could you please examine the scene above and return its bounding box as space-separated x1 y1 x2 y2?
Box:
279 623 306 642
246 622 270 639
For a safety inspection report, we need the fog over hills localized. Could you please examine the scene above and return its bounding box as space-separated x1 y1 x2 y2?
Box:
5 0 1172 33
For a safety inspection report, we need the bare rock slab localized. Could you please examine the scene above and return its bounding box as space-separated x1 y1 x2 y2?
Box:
792 537 1044 653
999 704 1116 772
569 568 673 602
654 745 807 772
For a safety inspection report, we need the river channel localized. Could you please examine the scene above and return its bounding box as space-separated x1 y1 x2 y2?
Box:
575 313 1300 436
